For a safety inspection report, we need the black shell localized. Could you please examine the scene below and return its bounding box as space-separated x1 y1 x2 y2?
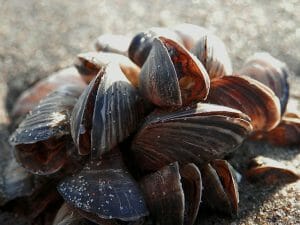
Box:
128 27 183 67
71 64 149 158
10 85 84 175
58 151 149 222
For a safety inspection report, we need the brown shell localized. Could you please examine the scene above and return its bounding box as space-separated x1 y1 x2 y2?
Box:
238 52 290 114
12 67 86 118
207 75 281 132
191 34 232 79
10 85 84 175
74 52 140 86
263 114 300 146
94 34 132 56
180 163 202 225
140 162 185 225
58 150 149 222
172 23 210 50
128 27 183 67
139 36 210 108
131 103 252 172
71 64 149 157
140 162 201 225
201 160 239 216
246 156 300 184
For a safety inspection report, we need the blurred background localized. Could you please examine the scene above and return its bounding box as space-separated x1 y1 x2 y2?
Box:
0 0 299 124
0 0 299 224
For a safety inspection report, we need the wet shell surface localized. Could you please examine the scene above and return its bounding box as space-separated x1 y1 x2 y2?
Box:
71 64 148 158
10 85 84 175
58 151 149 222
139 36 210 108
207 75 281 132
131 103 252 172
239 52 290 114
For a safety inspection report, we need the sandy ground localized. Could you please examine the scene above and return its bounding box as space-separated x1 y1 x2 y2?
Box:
0 0 299 224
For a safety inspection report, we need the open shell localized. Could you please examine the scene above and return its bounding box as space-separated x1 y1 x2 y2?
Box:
207 75 281 132
74 52 140 86
139 37 210 108
239 52 290 114
131 103 252 172
71 64 149 158
10 85 84 175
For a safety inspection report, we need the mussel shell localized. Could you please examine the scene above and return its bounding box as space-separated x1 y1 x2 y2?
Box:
239 52 290 114
207 75 281 132
263 114 300 146
191 34 232 79
139 37 210 108
94 34 132 56
131 103 252 172
180 163 202 225
128 27 183 67
12 67 86 118
71 64 149 157
172 23 210 50
58 150 149 222
140 162 185 225
10 85 84 175
201 160 239 216
74 52 140 86
246 156 300 184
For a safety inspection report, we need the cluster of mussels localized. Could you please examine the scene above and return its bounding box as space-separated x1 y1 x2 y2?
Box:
9 23 300 224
